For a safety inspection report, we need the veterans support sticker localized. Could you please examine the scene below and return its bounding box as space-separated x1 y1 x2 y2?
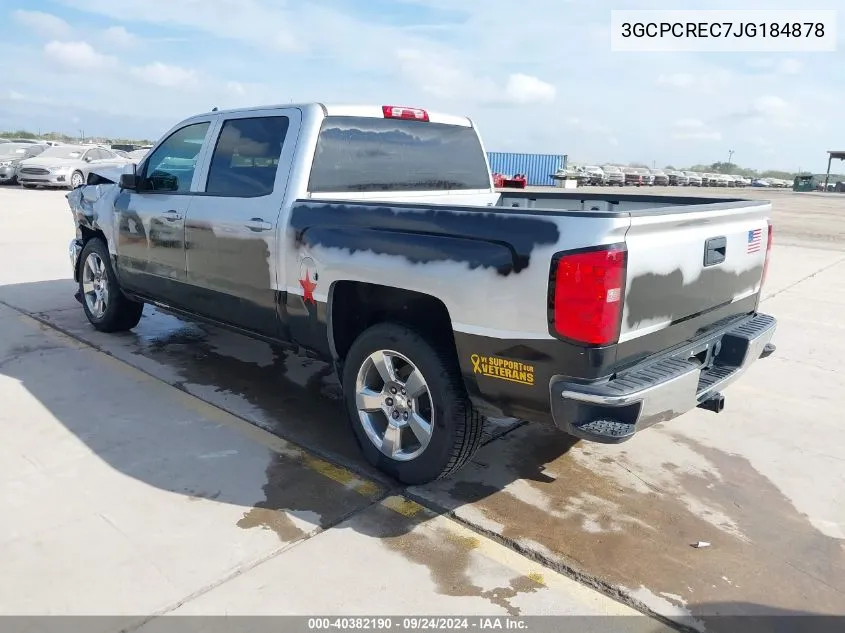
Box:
470 354 535 386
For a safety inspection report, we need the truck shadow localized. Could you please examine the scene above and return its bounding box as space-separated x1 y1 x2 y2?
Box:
4 280 843 625
0 278 591 618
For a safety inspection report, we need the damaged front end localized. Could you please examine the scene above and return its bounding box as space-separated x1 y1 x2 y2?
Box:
66 166 126 284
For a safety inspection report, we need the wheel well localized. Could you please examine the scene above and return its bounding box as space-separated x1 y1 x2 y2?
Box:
74 226 107 280
330 281 458 363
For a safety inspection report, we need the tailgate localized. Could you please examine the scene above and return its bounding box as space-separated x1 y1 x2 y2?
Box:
621 200 771 343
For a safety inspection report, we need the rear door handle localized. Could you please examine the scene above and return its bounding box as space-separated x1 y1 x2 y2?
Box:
162 210 182 222
245 218 273 232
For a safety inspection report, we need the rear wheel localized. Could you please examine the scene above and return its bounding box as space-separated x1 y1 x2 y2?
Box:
78 238 144 332
342 322 485 485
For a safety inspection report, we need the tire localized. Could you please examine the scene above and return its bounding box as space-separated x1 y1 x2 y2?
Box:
70 171 85 189
342 322 484 485
78 238 144 332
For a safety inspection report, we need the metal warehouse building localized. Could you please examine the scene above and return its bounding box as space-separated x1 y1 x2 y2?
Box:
486 152 565 187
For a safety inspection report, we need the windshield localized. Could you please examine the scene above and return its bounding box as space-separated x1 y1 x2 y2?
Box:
0 145 28 156
40 147 85 159
603 166 620 173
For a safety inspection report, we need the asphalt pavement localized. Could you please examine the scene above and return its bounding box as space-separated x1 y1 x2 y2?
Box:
1 185 843 631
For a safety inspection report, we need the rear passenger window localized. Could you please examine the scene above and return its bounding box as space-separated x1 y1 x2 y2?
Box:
205 116 289 197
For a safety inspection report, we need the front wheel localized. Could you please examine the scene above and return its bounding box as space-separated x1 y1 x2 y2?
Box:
70 171 85 189
78 238 144 332
342 323 485 485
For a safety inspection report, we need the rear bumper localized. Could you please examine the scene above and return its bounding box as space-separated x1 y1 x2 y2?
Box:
550 312 777 443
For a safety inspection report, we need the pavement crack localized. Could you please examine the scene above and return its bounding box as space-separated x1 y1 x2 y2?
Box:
762 254 845 302
114 490 390 633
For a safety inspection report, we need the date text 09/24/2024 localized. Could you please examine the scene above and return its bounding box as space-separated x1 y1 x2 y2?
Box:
308 617 528 630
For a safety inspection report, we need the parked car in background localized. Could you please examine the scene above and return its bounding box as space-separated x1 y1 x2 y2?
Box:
580 165 607 185
716 174 733 187
621 167 644 186
0 142 47 185
601 164 624 186
634 168 654 185
731 174 749 187
0 138 10 144
682 171 703 186
666 170 689 186
17 144 131 189
649 168 669 186
126 149 150 163
751 178 771 187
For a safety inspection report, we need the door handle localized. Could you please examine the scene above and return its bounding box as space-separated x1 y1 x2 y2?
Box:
703 236 727 266
162 210 182 222
245 218 273 232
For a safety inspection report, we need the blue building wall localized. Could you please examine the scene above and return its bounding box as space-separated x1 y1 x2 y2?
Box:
487 152 564 187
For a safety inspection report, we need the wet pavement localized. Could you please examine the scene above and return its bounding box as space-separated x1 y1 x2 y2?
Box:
2 186 844 628
0 299 650 628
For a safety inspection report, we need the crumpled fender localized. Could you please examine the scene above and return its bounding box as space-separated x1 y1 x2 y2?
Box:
66 177 123 242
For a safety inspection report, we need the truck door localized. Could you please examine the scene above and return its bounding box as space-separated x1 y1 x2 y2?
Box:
184 108 301 338
115 119 213 305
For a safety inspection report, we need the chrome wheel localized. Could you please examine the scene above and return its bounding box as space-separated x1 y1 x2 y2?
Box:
81 252 109 319
71 172 84 188
355 349 434 462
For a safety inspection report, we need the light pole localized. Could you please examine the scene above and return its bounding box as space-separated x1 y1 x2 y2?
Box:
79 129 85 143
728 149 734 166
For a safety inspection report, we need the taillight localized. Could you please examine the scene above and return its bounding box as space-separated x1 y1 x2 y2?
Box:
761 220 773 288
549 244 627 346
382 105 429 121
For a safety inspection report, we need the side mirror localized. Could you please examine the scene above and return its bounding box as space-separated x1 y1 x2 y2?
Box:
120 173 139 190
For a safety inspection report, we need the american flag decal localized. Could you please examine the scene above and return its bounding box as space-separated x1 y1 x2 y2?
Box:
747 228 762 253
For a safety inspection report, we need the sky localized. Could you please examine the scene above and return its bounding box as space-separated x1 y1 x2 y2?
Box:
0 0 842 172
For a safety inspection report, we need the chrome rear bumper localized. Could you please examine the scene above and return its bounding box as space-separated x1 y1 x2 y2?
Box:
550 313 777 442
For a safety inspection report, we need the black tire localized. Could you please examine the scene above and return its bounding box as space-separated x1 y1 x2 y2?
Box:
342 322 485 485
78 238 144 332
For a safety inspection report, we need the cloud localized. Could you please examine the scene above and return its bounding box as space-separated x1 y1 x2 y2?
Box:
671 118 721 141
777 59 803 74
129 62 199 88
1 90 27 102
721 95 801 130
13 10 72 39
657 73 694 89
43 41 117 71
502 74 556 105
102 25 140 48
226 81 246 96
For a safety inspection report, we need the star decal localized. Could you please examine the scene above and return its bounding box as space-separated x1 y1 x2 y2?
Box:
299 270 317 305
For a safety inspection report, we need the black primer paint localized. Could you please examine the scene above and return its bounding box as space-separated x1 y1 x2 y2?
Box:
289 201 561 275
625 264 764 329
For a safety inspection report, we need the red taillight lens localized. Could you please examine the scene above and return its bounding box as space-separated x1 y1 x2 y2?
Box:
761 221 773 288
550 245 627 346
382 105 429 121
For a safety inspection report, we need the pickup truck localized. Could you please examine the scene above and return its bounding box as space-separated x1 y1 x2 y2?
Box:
66 102 777 485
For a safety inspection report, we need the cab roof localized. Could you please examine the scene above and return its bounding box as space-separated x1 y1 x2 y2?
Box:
194 102 474 127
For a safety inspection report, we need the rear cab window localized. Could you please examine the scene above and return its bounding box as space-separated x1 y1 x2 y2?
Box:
205 116 290 197
307 116 491 193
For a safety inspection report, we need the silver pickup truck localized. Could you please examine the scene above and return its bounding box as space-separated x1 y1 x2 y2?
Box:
66 103 777 484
